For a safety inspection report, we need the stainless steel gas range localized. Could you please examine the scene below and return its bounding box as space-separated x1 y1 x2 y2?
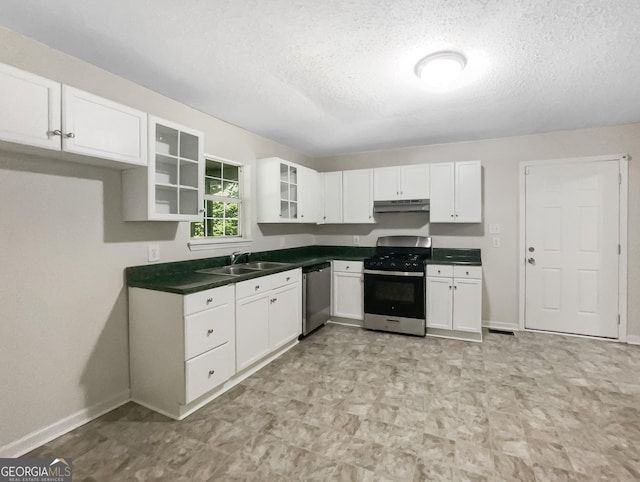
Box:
363 236 431 336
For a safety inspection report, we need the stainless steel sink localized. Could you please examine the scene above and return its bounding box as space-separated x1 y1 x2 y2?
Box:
242 261 291 270
197 266 260 276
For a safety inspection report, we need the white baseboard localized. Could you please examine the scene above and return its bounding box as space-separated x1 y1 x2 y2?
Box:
482 320 519 332
627 335 640 345
0 389 131 458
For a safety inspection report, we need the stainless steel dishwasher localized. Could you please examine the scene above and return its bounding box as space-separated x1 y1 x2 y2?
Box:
302 261 331 336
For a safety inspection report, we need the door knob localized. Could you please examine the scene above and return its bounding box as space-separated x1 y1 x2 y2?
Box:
528 247 535 252
527 258 536 265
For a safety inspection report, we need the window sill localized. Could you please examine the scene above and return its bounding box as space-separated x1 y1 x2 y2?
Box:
188 237 253 252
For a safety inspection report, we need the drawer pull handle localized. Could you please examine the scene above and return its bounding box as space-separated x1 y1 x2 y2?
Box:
286 277 290 281
449 285 452 290
206 298 213 304
207 329 214 336
208 370 215 377
466 271 469 275
454 285 458 289
255 285 260 290
437 270 441 274
346 266 350 270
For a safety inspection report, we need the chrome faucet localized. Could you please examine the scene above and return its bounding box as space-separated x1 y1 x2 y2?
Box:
230 251 250 265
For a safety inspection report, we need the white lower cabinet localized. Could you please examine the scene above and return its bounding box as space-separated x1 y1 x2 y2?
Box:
426 265 482 340
236 293 271 371
236 269 302 372
332 260 364 320
129 284 236 419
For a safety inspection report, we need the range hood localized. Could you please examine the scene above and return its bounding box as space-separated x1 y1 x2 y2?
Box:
373 199 430 213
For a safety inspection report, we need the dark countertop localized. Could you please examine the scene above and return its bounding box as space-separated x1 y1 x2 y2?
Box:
126 245 481 295
428 248 482 266
126 245 373 295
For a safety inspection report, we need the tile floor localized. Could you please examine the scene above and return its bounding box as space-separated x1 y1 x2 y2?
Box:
27 323 640 481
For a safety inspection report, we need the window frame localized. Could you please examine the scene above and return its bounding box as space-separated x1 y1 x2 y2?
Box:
188 155 251 251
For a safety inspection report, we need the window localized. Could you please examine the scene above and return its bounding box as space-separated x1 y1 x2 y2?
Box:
191 157 243 238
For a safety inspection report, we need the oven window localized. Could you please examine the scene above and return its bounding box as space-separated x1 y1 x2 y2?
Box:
364 273 425 319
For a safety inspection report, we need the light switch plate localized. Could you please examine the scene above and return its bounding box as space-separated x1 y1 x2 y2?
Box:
148 244 160 262
353 235 360 245
489 223 500 234
492 237 501 248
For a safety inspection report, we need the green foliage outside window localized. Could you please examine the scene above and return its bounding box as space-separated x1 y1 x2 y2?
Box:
191 159 241 238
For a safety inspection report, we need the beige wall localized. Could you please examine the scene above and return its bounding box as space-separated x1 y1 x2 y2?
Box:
0 28 315 452
314 124 640 336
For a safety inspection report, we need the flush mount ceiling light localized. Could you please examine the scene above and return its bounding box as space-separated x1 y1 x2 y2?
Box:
415 51 467 89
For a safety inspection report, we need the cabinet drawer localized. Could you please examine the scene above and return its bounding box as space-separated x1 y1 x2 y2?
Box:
185 342 235 403
333 260 363 273
184 302 234 360
453 265 482 279
426 265 454 277
236 275 273 299
269 268 301 288
183 284 234 316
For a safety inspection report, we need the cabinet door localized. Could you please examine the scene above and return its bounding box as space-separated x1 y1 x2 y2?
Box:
298 165 318 223
62 86 147 166
256 157 281 223
426 277 453 329
452 278 482 332
235 294 270 371
321 171 343 224
429 162 455 223
0 63 61 150
332 272 363 319
454 160 482 223
400 164 430 200
343 169 374 223
269 283 302 351
373 167 400 201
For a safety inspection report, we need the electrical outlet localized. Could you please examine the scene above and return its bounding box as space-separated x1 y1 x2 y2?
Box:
489 223 500 234
148 244 160 262
353 235 360 246
279 237 286 247
492 237 501 248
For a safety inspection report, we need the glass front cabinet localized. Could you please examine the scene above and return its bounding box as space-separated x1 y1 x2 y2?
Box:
123 116 204 221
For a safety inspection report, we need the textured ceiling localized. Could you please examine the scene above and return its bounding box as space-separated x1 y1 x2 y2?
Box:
2 0 640 156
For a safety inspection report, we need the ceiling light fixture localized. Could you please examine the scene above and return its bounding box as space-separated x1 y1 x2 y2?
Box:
415 51 467 89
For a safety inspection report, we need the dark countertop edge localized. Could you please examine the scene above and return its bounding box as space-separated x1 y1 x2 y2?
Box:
128 255 369 295
425 260 483 266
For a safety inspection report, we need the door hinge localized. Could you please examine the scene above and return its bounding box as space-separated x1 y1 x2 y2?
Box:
618 244 621 255
619 173 622 185
618 314 621 325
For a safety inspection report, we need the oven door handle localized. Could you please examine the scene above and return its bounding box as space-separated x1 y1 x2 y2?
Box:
363 269 424 277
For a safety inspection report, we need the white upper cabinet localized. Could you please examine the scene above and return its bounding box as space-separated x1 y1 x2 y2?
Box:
318 170 375 225
256 157 317 223
0 63 147 168
298 165 318 223
0 63 61 150
373 166 400 201
399 164 431 200
343 169 375 223
430 160 481 223
318 171 343 224
122 116 203 221
62 86 147 166
373 164 430 201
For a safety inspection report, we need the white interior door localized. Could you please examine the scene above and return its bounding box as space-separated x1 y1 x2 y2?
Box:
524 161 620 338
